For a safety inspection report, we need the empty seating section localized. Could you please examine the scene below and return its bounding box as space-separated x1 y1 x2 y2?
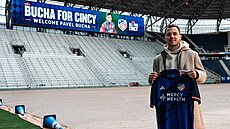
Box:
202 60 229 77
187 33 228 52
23 56 102 87
112 39 159 58
2 28 227 87
70 36 148 85
223 60 230 70
0 30 14 56
0 30 28 88
204 67 221 84
7 29 226 88
0 57 28 88
5 30 25 46
131 58 154 77
5 30 71 55
110 39 162 81
25 31 72 54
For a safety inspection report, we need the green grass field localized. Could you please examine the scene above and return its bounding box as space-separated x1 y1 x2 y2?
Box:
0 109 40 129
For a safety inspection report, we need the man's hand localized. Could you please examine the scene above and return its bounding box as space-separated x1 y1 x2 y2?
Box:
149 72 159 84
187 70 198 79
150 104 155 108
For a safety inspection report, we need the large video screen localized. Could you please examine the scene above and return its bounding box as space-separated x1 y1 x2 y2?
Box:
11 0 144 36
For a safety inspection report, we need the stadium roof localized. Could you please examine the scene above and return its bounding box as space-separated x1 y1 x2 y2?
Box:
55 0 230 19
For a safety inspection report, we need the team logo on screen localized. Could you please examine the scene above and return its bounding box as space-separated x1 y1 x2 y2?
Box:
129 20 138 31
118 19 127 31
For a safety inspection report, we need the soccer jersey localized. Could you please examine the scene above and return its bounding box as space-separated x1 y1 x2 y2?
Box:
150 69 201 129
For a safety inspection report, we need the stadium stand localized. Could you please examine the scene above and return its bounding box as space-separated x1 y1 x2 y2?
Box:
223 60 230 70
203 67 221 84
1 0 230 88
23 55 102 87
0 29 166 88
2 27 229 88
201 60 229 77
186 33 228 52
69 35 153 86
0 30 28 88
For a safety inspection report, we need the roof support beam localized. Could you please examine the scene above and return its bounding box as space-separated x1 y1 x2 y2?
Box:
218 0 228 19
145 16 163 30
216 0 227 31
217 18 222 32
185 0 213 34
160 18 177 33
164 1 188 18
189 0 214 19
119 0 138 15
110 1 124 12
145 0 182 30
186 19 198 34
97 0 109 11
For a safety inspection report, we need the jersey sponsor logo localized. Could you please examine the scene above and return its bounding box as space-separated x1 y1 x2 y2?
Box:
160 94 166 101
160 93 186 102
166 93 186 101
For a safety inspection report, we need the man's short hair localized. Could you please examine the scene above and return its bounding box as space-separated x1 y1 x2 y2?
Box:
165 24 181 34
106 12 112 16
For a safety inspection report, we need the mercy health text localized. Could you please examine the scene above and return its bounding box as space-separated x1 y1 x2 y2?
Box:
24 5 97 28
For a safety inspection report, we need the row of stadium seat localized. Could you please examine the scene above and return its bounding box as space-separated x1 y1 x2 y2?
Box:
1 29 223 88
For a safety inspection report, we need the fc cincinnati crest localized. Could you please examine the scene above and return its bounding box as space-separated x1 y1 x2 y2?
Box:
118 19 127 31
178 83 185 91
